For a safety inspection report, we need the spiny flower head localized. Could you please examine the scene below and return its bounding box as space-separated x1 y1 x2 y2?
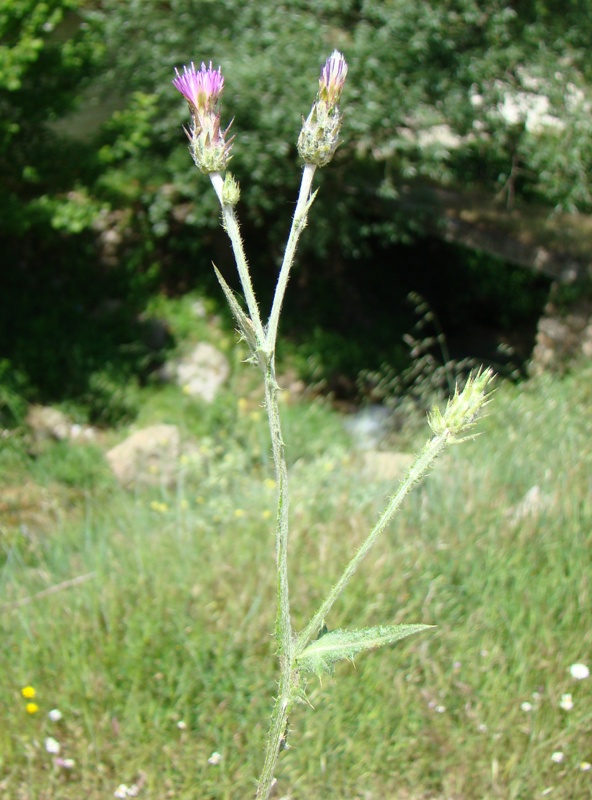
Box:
173 60 233 174
298 51 348 167
172 62 224 116
428 368 495 439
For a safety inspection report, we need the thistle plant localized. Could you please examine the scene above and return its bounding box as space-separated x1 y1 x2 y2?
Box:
173 54 494 800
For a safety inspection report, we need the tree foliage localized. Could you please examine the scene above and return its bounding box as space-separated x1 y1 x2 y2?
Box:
2 0 589 408
84 0 592 240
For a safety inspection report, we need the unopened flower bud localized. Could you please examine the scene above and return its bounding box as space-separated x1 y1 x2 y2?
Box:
428 368 494 438
298 51 348 167
222 172 240 206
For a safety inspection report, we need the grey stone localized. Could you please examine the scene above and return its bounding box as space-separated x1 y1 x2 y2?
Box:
106 424 181 488
174 342 230 402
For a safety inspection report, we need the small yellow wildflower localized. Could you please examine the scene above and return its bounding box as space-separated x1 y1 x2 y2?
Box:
263 479 277 490
262 509 272 520
196 496 205 504
149 500 169 513
249 410 261 422
237 397 249 414
180 499 189 510
234 509 245 519
21 686 36 699
26 702 39 714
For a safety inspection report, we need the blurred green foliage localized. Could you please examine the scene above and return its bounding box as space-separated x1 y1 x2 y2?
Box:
3 0 590 418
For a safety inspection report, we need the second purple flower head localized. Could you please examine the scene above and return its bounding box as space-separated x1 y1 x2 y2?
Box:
298 50 348 168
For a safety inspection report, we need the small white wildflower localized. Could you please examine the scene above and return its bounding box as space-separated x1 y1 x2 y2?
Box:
477 723 488 733
579 761 591 772
435 704 446 713
114 786 129 799
44 737 60 754
560 693 573 711
521 701 533 712
48 708 63 722
208 751 222 765
570 663 590 680
127 786 139 798
532 691 541 702
177 720 187 730
551 751 565 763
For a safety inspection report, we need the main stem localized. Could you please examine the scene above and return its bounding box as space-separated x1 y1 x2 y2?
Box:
265 355 292 658
211 164 320 798
255 354 296 800
255 164 321 798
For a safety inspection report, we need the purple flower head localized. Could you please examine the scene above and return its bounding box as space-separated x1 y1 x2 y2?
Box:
172 61 224 115
173 60 232 173
298 51 348 167
318 50 348 108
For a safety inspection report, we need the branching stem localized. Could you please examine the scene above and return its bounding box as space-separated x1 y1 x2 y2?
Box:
210 171 266 348
296 429 452 654
266 162 317 350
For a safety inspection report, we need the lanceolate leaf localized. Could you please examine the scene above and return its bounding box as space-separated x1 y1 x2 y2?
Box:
212 263 258 353
296 624 433 678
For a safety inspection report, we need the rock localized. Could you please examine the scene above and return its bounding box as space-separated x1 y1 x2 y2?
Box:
105 424 181 488
26 405 97 443
531 288 592 373
173 342 230 402
26 405 72 441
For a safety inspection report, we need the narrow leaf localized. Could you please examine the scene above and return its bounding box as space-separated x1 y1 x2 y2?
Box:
212 263 258 352
297 624 433 678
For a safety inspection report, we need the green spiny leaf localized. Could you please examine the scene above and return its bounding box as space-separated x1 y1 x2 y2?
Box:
296 623 433 678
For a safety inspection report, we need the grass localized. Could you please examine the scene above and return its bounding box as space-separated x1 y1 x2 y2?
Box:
1 330 592 798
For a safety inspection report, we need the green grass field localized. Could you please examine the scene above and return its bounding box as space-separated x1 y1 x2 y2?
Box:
1 337 591 799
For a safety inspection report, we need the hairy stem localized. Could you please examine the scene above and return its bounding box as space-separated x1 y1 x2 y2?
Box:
255 665 295 800
266 163 317 350
254 354 296 799
296 428 452 654
264 356 293 656
210 172 266 348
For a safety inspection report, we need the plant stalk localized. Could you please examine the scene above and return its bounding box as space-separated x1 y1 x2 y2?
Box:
210 172 266 348
254 664 295 800
296 429 452 654
254 353 296 799
266 162 317 350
